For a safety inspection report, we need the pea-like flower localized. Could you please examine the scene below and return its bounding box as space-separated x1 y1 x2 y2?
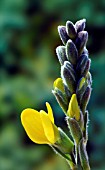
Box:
21 102 60 144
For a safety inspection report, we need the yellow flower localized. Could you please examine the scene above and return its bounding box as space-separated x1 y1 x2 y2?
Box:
21 102 60 144
67 94 80 121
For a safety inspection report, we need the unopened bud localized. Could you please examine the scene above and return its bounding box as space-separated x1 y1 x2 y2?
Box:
66 21 77 39
56 46 67 65
75 31 88 55
76 54 90 77
61 61 76 93
67 94 80 121
68 118 82 145
75 19 86 33
52 89 68 113
81 86 91 113
66 40 78 65
53 78 65 93
58 26 69 45
76 77 88 105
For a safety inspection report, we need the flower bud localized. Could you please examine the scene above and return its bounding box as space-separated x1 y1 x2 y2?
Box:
75 31 88 55
64 84 72 99
61 61 76 93
67 94 80 121
76 54 90 77
66 40 78 65
58 26 69 45
56 46 67 65
76 77 88 104
66 21 77 39
54 127 74 154
52 89 68 113
75 19 86 33
81 86 91 113
68 118 82 145
79 138 90 170
53 78 65 93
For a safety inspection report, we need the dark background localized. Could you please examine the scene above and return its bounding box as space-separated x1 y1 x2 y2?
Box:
0 0 105 170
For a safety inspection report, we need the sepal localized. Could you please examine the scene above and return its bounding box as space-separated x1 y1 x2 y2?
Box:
54 127 74 154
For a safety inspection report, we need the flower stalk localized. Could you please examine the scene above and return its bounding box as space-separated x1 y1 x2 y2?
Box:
20 19 92 170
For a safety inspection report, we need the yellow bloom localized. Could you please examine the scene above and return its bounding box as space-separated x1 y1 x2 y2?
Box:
21 102 59 144
67 94 80 121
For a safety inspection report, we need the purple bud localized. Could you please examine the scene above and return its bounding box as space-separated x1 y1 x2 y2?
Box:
66 21 77 39
58 26 69 45
75 31 88 55
75 19 86 33
66 40 78 65
56 46 67 65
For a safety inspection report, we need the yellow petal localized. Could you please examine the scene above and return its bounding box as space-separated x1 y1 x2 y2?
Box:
40 110 56 144
53 78 65 93
67 94 80 121
21 109 50 144
46 102 54 123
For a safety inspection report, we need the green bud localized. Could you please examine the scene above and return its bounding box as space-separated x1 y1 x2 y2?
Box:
75 19 86 33
52 89 68 113
61 61 76 93
56 46 67 65
79 139 90 170
67 118 82 145
54 127 74 154
66 40 78 65
58 26 69 45
66 21 77 39
75 31 88 55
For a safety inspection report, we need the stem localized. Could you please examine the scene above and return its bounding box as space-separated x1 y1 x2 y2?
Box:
79 138 90 170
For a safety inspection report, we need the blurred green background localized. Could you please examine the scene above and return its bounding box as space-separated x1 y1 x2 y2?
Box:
0 0 105 170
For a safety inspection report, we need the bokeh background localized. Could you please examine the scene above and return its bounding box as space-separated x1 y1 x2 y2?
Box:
0 0 105 170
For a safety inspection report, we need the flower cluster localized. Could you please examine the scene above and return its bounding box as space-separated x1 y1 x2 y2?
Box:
21 19 92 170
